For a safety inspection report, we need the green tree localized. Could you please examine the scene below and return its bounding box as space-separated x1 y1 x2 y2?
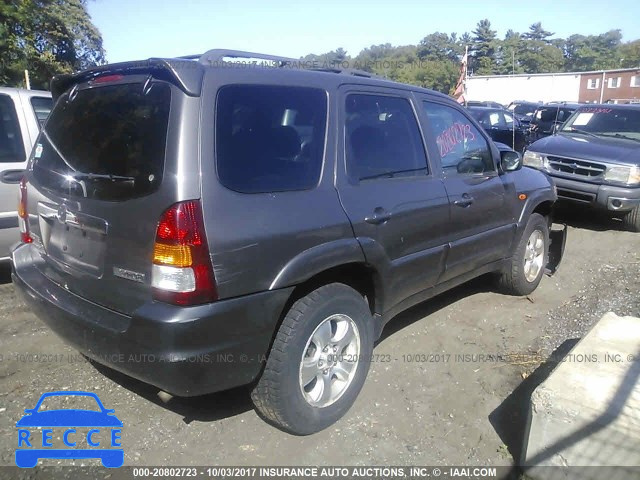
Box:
522 22 554 42
496 30 524 74
417 32 458 62
472 19 498 75
302 47 350 67
563 30 623 71
517 23 564 73
299 20 639 95
619 39 640 68
0 0 105 89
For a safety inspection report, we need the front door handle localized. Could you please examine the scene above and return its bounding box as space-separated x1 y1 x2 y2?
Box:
365 207 391 225
0 169 26 184
454 194 474 208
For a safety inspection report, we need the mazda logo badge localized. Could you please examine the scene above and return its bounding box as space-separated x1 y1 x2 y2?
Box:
57 204 67 223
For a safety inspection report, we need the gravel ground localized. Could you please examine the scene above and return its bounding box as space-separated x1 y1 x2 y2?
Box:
0 206 638 479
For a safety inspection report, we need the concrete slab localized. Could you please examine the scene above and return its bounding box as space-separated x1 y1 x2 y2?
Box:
523 312 640 477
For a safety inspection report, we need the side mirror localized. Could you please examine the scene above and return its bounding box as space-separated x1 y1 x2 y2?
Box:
0 169 26 184
500 150 522 172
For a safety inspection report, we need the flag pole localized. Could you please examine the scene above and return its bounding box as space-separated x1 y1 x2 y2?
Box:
463 45 468 107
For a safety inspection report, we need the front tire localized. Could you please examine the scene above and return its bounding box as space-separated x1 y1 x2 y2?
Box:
251 283 374 435
498 213 549 296
622 205 640 232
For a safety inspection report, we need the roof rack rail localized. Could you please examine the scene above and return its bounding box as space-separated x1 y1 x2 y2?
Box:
309 67 375 78
199 49 297 66
192 49 380 79
176 54 203 60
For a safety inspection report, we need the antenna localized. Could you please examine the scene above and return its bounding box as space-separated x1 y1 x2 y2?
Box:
553 104 561 135
512 50 515 149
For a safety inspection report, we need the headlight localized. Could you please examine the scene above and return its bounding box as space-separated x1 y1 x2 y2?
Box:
523 151 548 170
604 165 640 185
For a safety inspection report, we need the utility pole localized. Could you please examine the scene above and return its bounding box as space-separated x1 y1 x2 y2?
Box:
24 70 31 90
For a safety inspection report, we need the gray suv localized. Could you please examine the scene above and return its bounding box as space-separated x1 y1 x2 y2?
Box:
9 50 565 435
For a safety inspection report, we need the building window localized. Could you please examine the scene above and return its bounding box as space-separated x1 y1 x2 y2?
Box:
631 76 640 88
608 77 621 88
587 78 600 89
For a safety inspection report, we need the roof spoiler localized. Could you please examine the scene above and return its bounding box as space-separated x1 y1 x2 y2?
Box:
50 58 204 102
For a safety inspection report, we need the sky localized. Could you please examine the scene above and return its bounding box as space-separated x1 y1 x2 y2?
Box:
88 0 640 63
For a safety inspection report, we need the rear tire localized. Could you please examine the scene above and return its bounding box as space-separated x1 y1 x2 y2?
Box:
622 205 640 232
251 283 374 435
498 213 549 296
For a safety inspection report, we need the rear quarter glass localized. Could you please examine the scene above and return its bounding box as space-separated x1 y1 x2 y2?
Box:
30 97 53 128
0 93 26 163
215 84 327 194
32 81 171 201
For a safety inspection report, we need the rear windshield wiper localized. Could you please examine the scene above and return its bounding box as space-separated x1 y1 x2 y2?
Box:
564 127 599 138
359 167 427 181
68 172 136 183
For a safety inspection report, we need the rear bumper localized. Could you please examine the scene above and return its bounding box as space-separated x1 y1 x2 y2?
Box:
550 175 640 213
11 243 293 397
0 216 19 261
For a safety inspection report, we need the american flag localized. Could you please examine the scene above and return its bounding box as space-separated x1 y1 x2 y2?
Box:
453 46 468 105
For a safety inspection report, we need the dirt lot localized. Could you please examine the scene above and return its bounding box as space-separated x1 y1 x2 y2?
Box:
0 206 639 473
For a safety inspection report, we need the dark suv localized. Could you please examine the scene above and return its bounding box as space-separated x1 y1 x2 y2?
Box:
507 101 543 127
467 106 527 152
9 50 565 435
524 104 640 231
528 102 581 144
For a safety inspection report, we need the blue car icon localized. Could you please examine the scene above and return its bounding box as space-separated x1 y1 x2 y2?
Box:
15 391 123 468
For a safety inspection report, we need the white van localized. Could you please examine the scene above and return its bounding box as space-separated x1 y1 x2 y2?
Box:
0 87 52 261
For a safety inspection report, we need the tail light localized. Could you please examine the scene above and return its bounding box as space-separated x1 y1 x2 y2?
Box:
91 74 124 84
151 200 217 305
18 178 32 244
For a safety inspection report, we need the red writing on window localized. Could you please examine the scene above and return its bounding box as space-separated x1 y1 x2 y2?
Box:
436 122 476 158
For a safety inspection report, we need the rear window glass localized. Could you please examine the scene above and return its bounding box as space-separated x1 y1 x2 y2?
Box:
30 96 53 127
216 85 327 193
536 107 576 123
512 104 537 116
32 82 171 201
0 93 25 163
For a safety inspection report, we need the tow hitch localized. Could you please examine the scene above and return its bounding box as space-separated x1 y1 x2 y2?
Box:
545 223 567 276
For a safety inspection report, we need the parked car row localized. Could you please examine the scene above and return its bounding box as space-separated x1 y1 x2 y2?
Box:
465 101 582 152
525 104 640 231
4 49 566 435
468 99 640 229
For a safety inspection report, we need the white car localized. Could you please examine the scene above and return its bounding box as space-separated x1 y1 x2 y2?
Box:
0 87 52 261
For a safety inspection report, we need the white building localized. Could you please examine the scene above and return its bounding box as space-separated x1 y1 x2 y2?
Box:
466 72 581 105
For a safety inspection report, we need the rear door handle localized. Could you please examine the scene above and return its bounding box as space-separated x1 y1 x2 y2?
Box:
365 207 391 225
454 194 474 208
0 169 26 184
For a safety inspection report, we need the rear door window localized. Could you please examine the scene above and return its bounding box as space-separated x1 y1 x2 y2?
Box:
32 82 171 201
216 85 327 193
344 94 428 182
30 97 53 127
0 93 25 163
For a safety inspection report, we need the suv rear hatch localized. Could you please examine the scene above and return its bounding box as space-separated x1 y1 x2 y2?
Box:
24 66 203 316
